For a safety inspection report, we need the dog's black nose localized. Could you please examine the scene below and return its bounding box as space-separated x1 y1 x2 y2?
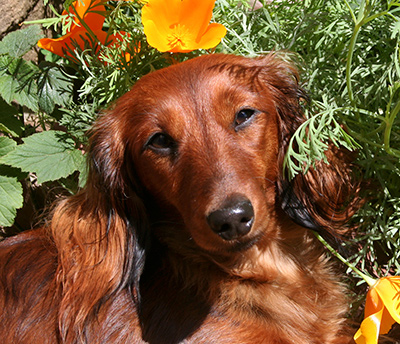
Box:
207 196 254 241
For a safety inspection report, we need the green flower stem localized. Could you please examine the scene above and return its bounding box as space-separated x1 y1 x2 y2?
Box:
345 23 361 109
69 0 103 46
384 98 400 155
343 0 356 23
313 231 377 287
345 0 391 115
343 0 400 158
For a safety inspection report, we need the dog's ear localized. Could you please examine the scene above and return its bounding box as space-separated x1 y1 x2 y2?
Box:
277 149 361 237
257 54 361 238
49 94 149 342
88 99 150 288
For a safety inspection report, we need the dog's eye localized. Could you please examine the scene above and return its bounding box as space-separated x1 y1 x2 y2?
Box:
146 133 176 155
234 108 258 130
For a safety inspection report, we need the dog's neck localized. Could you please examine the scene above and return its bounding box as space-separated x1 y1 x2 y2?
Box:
154 220 322 295
141 222 343 343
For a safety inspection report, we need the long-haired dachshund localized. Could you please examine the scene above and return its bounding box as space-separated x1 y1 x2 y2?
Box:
0 53 360 343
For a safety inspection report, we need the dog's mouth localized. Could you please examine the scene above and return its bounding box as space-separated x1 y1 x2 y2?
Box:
195 230 264 258
205 231 271 281
224 232 263 253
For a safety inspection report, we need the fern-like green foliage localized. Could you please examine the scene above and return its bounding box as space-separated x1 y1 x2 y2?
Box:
283 98 361 180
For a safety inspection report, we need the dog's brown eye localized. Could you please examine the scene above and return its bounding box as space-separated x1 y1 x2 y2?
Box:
146 133 176 155
234 108 257 130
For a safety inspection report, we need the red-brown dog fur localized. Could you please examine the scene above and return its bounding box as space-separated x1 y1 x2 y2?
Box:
0 54 360 343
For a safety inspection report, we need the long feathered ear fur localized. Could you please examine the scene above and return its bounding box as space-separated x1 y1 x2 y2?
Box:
259 54 362 239
49 100 148 342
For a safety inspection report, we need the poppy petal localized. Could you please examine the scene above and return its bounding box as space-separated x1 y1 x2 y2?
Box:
374 277 400 324
364 284 396 335
80 8 106 31
354 307 383 344
38 28 108 58
38 37 68 57
195 23 226 49
38 28 78 57
364 288 381 317
67 0 105 31
74 0 93 19
179 0 216 35
142 20 172 52
354 277 400 344
141 0 179 33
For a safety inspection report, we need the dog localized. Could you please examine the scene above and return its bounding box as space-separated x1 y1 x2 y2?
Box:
0 53 360 343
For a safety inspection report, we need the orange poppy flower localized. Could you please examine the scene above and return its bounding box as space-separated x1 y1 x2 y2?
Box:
354 276 400 344
38 0 130 63
141 0 226 53
38 0 107 58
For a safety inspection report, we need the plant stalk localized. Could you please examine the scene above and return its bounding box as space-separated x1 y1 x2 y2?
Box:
313 231 377 287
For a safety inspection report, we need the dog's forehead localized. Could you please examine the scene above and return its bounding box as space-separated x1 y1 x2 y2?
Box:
135 56 267 111
123 55 278 141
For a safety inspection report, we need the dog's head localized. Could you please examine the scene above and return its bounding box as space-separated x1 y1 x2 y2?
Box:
89 53 358 261
52 55 361 333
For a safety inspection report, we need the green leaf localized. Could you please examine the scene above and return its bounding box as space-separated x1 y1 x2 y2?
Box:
0 137 27 180
0 99 23 137
37 63 74 114
0 25 43 58
0 137 23 226
0 58 39 111
1 130 85 184
0 175 23 227
0 136 16 157
0 54 11 75
77 156 88 188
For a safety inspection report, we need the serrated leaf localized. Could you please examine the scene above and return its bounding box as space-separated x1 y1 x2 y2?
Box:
37 63 74 114
0 74 39 112
0 55 11 75
0 136 16 157
0 137 26 180
0 25 43 58
0 58 39 111
0 175 23 227
6 57 39 76
0 99 23 137
1 131 85 184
